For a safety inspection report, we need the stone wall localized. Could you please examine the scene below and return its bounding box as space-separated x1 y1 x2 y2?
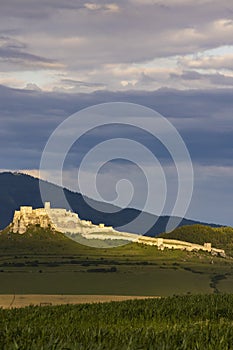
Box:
136 236 226 257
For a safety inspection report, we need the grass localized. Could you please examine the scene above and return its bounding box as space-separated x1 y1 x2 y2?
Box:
159 224 233 256
1 294 233 349
0 266 213 295
0 225 228 262
0 226 233 296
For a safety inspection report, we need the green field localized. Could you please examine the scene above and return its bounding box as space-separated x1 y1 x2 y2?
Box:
1 294 233 349
0 267 213 296
1 226 233 295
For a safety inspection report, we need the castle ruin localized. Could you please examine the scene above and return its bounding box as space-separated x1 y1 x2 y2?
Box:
11 202 226 257
12 202 115 236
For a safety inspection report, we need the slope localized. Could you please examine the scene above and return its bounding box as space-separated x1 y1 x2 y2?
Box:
0 172 221 235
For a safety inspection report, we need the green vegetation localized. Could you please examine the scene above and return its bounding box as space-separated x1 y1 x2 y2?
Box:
159 224 233 256
1 225 233 295
1 294 233 349
0 266 214 295
0 225 217 260
0 225 91 255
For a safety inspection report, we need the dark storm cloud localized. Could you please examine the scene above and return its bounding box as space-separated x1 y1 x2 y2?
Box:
1 85 233 226
0 85 233 169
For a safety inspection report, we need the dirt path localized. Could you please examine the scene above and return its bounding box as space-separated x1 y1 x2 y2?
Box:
0 294 156 309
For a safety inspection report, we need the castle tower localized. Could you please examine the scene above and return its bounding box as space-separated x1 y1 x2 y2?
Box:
204 242 212 252
44 202 51 210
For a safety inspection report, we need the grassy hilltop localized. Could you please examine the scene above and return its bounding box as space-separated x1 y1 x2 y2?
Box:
159 224 233 256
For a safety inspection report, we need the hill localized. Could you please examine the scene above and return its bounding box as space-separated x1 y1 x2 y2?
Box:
0 225 232 296
0 225 86 256
0 225 139 255
1 223 225 263
159 224 233 256
0 172 221 234
0 225 196 260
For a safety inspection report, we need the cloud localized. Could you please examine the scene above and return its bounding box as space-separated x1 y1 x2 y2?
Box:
170 70 233 87
84 3 119 12
180 53 233 70
24 83 42 91
0 84 233 167
0 36 64 70
104 3 120 12
1 1 233 66
130 0 213 5
84 3 102 10
1 0 233 91
50 78 107 93
0 0 120 20
60 78 107 88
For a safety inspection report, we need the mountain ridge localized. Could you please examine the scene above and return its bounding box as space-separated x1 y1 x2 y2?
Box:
0 172 222 234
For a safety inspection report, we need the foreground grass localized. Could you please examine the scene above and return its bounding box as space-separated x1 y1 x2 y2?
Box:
1 294 233 349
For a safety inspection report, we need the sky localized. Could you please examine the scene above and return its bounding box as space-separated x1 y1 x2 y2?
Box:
0 0 233 227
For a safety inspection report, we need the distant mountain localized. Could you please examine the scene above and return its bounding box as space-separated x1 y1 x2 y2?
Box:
0 172 221 235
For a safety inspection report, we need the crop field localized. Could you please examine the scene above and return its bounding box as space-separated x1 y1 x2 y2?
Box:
0 294 153 309
1 294 233 349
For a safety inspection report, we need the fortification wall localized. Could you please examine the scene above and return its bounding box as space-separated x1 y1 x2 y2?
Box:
136 236 225 257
